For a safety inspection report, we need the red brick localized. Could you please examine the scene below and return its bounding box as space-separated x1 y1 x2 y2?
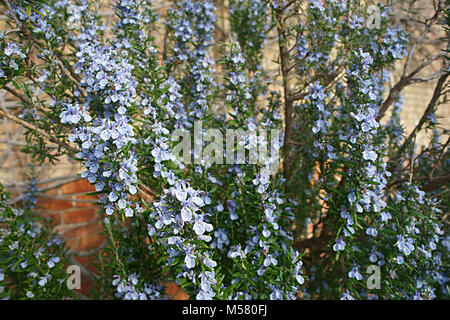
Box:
164 282 179 297
38 198 73 211
163 281 189 300
79 234 105 251
73 255 98 274
77 274 94 296
41 185 60 196
63 208 98 224
65 238 80 251
61 179 96 195
74 194 100 208
173 289 189 300
63 222 100 239
8 191 19 199
54 225 72 234
41 212 62 226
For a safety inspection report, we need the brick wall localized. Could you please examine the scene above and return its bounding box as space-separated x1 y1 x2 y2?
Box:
35 178 103 297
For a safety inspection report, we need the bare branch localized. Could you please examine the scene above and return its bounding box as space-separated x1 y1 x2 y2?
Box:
429 136 450 179
376 53 447 122
387 72 449 176
422 173 450 192
410 70 448 83
4 0 21 28
289 63 347 103
2 86 52 114
0 108 79 154
399 73 448 154
401 6 441 78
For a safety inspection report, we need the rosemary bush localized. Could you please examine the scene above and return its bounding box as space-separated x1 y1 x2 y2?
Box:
0 0 448 300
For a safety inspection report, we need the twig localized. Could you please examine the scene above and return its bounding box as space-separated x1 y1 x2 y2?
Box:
422 174 450 192
4 0 21 27
409 132 416 185
393 73 448 161
2 86 52 114
0 108 79 154
377 53 446 122
429 136 450 179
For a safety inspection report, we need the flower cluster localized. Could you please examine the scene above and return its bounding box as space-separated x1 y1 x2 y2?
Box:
292 0 341 78
112 274 162 300
141 76 219 299
64 6 140 218
337 49 389 230
378 185 446 299
167 0 216 122
0 37 26 82
0 185 72 300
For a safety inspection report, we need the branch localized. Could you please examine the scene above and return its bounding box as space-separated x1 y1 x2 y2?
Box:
376 53 447 122
282 0 296 11
410 70 447 83
0 108 79 154
422 174 450 192
289 63 347 103
429 136 450 178
56 61 85 101
2 86 52 114
4 0 21 27
377 0 447 122
395 72 448 159
139 182 157 196
401 6 440 78
274 7 295 180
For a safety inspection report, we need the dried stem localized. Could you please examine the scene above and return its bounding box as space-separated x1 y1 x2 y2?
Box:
0 108 79 154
